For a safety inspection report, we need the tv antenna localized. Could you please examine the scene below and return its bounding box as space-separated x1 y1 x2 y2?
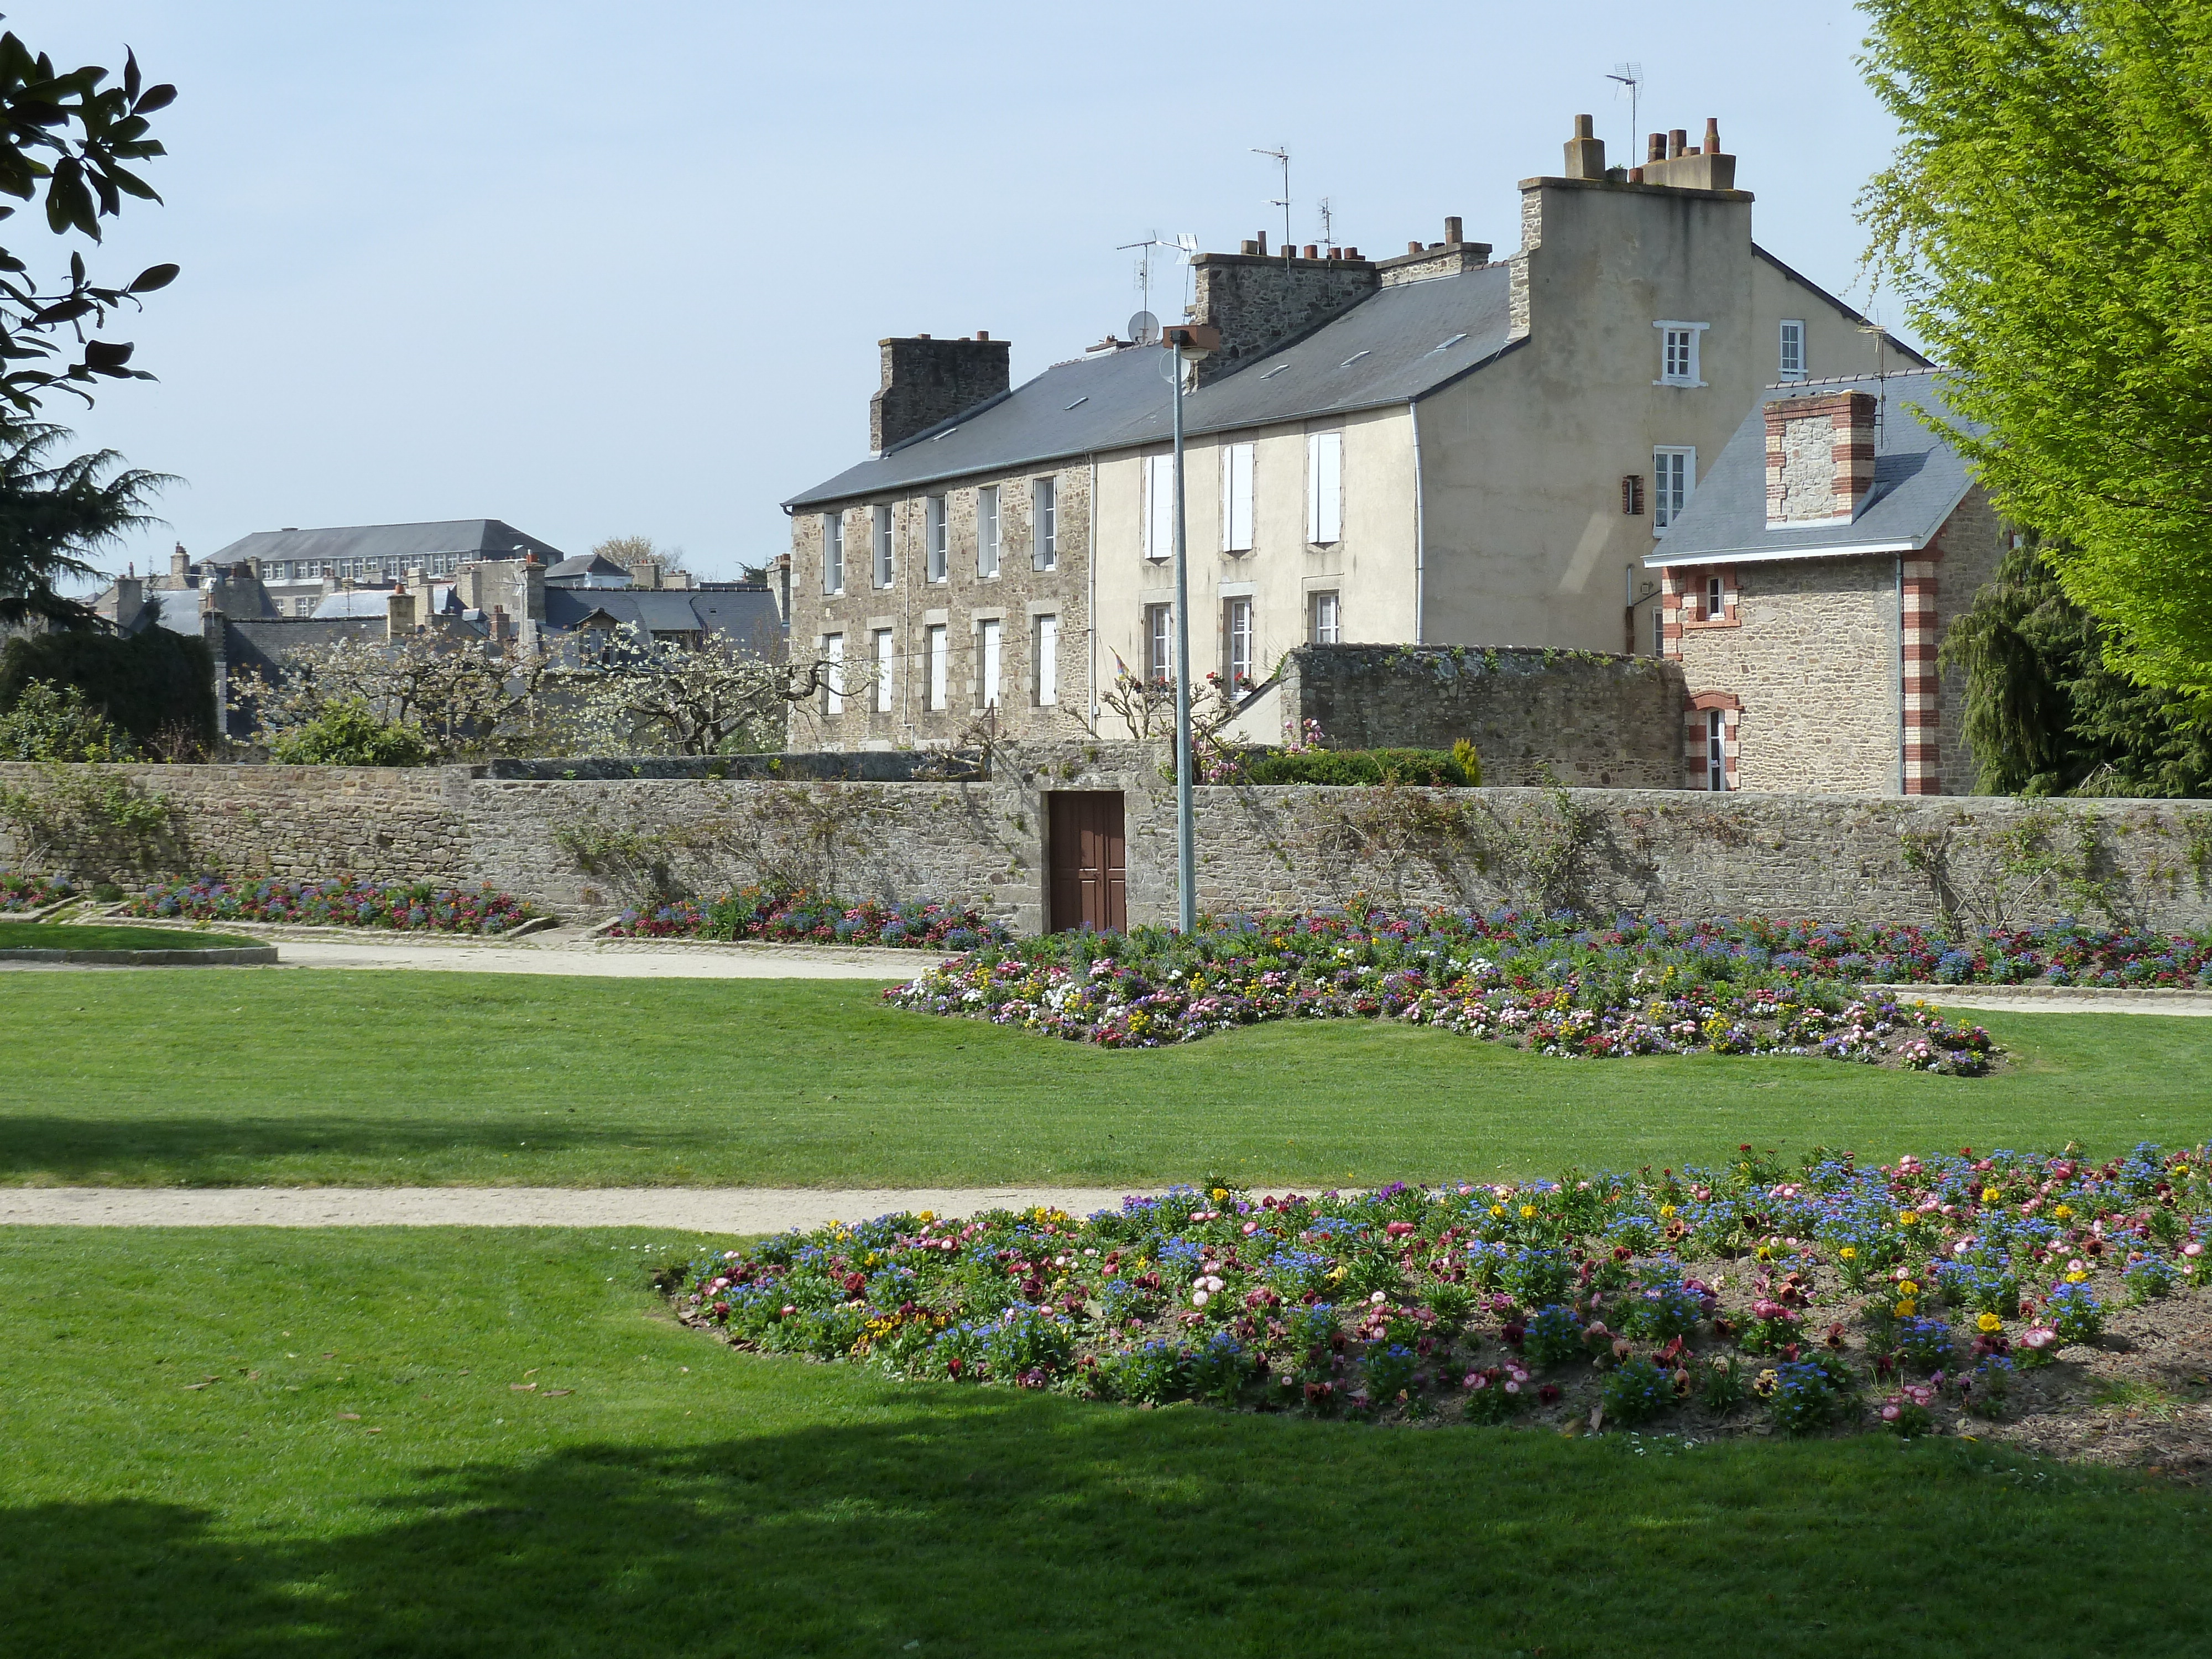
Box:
1606 63 1643 155
1316 196 1334 246
1253 144 1291 254
1116 232 1200 328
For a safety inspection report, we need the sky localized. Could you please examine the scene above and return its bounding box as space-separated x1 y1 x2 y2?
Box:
26 1 1912 586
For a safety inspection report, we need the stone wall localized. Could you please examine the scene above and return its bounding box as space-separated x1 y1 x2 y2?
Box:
787 459 1093 751
1273 645 1687 788
7 750 2208 933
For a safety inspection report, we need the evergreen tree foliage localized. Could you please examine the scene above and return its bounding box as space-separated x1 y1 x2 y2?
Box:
1861 1 2212 698
0 420 167 626
0 621 213 752
1942 535 2212 797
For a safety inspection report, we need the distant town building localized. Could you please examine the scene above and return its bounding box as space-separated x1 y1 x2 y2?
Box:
784 114 1928 750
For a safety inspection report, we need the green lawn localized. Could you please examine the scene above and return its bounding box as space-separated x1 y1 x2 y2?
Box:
0 920 259 951
2 1225 2203 1658
1 971 2208 1188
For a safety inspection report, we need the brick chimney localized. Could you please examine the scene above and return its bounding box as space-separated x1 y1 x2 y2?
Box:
870 332 1011 453
1187 247 1381 378
1765 391 1877 527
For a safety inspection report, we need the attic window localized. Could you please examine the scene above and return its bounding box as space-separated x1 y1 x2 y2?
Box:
1433 333 1468 351
1065 396 1089 410
1340 349 1372 368
1259 364 1290 380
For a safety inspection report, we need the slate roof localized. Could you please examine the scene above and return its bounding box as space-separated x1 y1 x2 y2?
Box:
541 586 784 653
784 264 1520 509
205 519 567 567
1645 369 1981 567
544 553 631 584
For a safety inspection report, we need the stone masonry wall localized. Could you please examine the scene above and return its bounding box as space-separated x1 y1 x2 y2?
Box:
787 460 1093 752
1673 554 1901 794
8 748 2209 932
1276 645 1686 788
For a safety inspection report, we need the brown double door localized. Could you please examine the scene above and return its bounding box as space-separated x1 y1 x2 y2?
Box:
1047 791 1127 933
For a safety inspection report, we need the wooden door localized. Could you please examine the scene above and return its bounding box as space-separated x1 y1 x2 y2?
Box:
1047 791 1126 932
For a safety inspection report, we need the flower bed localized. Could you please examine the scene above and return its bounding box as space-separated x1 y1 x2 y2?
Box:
886 909 2002 1071
0 872 73 913
670 1142 2212 1451
606 885 1008 951
119 875 538 934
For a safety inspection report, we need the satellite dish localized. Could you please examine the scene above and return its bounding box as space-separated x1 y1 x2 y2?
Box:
1128 310 1160 346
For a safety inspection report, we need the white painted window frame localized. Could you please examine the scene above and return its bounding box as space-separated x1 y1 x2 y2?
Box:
1306 430 1343 545
1032 476 1057 571
1778 319 1807 382
926 495 948 582
1144 454 1173 562
1221 441 1255 554
925 623 948 709
978 617 1002 707
1653 320 1710 388
1034 613 1058 705
1652 446 1695 532
872 504 893 587
822 513 844 594
977 486 1000 578
823 632 845 715
1225 596 1254 688
873 628 895 712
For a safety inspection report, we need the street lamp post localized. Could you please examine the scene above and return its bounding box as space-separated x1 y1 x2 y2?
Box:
1161 322 1218 935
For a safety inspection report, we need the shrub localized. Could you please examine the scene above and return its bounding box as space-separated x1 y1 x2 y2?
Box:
0 625 215 753
267 700 432 766
1239 747 1477 787
0 680 134 761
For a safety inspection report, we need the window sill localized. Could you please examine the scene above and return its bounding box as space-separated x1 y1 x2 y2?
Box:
1653 379 1709 389
1682 617 1741 630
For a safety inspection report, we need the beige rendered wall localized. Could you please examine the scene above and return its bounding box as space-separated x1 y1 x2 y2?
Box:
1089 404 1415 715
1415 180 1921 657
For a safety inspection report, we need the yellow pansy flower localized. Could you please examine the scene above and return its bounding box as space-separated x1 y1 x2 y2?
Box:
1895 1298 1918 1317
1898 1211 1921 1227
1519 1204 1536 1219
1976 1313 2003 1333
2053 1205 2074 1221
1658 1204 1678 1220
1839 1246 1858 1261
1898 1280 1920 1297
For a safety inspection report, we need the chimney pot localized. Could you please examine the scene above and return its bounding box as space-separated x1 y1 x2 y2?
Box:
1628 166 1645 184
1573 113 1594 139
917 332 930 339
1444 215 1463 243
1647 132 1666 163
1240 239 1260 255
1326 246 1340 260
1302 243 1318 259
1407 239 1423 254
1705 117 1721 153
1255 231 1267 254
1670 128 1687 158
975 330 988 341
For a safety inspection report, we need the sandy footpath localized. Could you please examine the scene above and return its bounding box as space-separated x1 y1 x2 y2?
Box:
0 1186 1161 1230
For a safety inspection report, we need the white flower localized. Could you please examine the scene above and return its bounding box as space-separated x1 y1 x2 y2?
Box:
1191 1289 1209 1307
1370 1291 1387 1306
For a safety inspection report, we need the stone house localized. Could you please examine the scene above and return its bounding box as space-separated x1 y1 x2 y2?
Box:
782 114 1926 750
1646 369 2005 794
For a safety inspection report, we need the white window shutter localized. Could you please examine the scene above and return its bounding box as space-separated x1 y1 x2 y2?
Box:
1222 442 1254 552
1147 455 1175 559
1307 432 1342 544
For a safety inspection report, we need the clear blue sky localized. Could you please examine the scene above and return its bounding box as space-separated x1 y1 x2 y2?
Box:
29 1 1910 583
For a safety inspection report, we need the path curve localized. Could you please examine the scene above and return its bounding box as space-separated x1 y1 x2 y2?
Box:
0 1186 1165 1230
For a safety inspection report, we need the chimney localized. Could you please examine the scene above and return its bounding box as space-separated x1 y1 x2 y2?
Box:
1186 241 1381 377
1562 113 1606 179
490 604 511 643
870 334 1011 453
1765 391 1877 527
386 589 418 639
1443 216 1463 244
170 542 189 582
626 559 662 590
1639 118 1737 191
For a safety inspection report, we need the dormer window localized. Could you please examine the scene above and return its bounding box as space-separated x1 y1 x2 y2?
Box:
1654 321 1709 387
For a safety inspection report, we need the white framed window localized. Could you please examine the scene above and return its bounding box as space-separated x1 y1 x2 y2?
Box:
1144 453 1174 561
1779 319 1806 382
978 618 1002 707
873 505 893 587
823 633 845 715
1032 476 1057 571
1221 441 1255 553
1145 603 1173 683
1704 573 1725 622
1225 597 1254 689
1653 320 1709 387
822 513 844 594
1652 446 1694 530
1311 589 1341 645
1651 602 1665 657
925 623 947 709
873 628 894 712
1306 431 1343 545
1034 614 1058 705
977 487 1000 578
926 496 948 582
1707 708 1728 792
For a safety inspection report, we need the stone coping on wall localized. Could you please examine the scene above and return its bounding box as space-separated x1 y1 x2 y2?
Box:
0 945 279 966
477 752 988 782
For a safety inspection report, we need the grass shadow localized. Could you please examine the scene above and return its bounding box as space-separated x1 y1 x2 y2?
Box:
3 1383 2204 1658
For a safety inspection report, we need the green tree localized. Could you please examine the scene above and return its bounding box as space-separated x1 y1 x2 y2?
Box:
0 420 168 626
0 25 176 627
1940 534 2212 796
1860 1 2212 700
268 700 432 768
0 677 130 760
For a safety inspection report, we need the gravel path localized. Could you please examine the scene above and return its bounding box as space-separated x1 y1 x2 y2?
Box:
0 1186 1160 1230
